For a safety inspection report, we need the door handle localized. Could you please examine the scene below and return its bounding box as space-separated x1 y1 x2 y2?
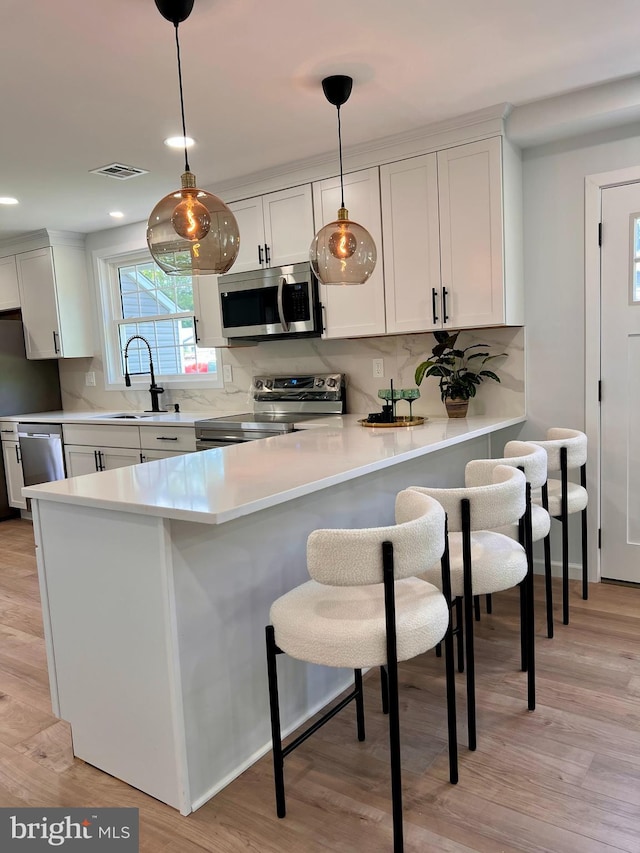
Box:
94 449 100 471
155 436 178 441
432 288 439 324
442 287 449 324
264 244 271 266
15 445 20 464
258 245 264 266
52 330 59 354
276 278 290 332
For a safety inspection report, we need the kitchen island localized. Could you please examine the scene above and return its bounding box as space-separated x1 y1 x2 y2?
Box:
24 414 524 814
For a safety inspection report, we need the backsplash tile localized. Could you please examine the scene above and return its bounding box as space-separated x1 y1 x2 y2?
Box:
59 327 524 418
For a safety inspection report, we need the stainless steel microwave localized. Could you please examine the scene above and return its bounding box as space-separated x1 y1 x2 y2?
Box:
218 262 323 340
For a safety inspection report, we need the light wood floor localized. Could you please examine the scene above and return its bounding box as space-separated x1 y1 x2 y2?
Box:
0 518 639 852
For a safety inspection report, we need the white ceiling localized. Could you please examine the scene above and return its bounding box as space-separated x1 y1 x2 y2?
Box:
2 0 640 242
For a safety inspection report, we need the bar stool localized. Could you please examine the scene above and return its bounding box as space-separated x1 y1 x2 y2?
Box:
265 489 458 853
465 441 553 640
408 465 532 751
530 428 588 625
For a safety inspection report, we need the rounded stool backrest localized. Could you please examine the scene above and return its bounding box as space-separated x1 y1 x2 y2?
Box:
306 489 445 587
465 441 547 489
531 428 587 472
408 465 525 533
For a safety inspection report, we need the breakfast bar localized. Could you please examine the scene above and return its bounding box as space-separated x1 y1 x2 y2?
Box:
24 415 524 814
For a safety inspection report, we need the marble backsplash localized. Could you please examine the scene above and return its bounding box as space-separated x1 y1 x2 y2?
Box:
58 326 525 419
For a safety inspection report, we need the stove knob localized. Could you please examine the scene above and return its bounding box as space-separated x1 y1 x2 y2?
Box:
315 378 325 387
265 379 274 390
326 377 337 388
254 379 264 390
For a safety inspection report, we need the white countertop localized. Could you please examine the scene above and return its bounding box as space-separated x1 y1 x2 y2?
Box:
23 414 525 524
0 410 214 426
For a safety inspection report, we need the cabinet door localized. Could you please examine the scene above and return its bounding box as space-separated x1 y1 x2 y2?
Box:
437 137 504 329
226 197 265 273
64 445 101 477
313 168 386 338
16 248 61 359
141 449 191 461
262 185 314 267
101 447 141 471
380 155 441 334
0 256 20 311
2 441 26 509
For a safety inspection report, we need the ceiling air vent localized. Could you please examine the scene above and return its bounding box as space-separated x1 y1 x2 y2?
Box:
89 163 149 180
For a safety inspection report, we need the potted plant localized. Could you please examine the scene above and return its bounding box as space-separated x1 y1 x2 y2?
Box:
414 331 505 418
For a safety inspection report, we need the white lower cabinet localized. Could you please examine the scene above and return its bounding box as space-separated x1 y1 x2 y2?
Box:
2 439 26 509
64 445 141 476
312 168 386 338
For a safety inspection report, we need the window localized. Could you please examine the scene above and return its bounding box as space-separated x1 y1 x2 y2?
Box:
632 215 640 303
98 249 222 389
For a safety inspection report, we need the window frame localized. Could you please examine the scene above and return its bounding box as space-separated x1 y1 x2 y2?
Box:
94 241 223 391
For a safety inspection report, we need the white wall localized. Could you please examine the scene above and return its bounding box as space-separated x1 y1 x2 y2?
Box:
521 122 640 438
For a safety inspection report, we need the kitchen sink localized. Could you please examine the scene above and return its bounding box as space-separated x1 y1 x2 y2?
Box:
94 412 157 420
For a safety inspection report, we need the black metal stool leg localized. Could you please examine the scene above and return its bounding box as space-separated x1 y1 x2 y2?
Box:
524 483 536 711
518 514 528 672
455 597 464 673
581 463 588 600
354 669 365 741
435 641 442 658
561 447 569 625
265 625 286 818
461 501 476 751
380 665 389 715
440 525 458 785
542 482 554 639
474 595 481 621
485 594 493 614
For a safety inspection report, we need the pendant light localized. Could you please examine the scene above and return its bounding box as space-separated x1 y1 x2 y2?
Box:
309 75 376 286
147 0 240 276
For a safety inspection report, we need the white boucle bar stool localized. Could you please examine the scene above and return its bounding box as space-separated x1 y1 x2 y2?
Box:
465 441 552 647
529 428 588 626
408 465 532 752
265 489 458 853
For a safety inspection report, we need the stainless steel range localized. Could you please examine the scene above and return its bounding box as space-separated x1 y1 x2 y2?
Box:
194 373 346 449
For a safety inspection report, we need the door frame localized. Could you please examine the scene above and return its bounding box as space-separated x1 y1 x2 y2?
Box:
585 165 640 582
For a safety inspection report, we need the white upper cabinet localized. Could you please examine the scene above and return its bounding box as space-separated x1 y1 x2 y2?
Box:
312 168 386 339
380 136 523 334
226 185 315 274
16 245 93 359
380 154 441 334
0 255 20 311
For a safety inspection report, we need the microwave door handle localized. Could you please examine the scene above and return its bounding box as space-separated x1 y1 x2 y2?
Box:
276 278 290 332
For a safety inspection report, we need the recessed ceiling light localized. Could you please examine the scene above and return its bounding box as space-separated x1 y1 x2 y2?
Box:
109 211 125 219
164 136 195 149
0 197 19 205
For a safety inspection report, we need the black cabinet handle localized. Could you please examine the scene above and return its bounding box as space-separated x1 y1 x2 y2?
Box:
258 245 263 265
15 445 20 464
265 244 271 266
94 449 99 471
432 288 439 324
52 330 59 354
442 287 449 324
155 436 178 441
140 452 145 463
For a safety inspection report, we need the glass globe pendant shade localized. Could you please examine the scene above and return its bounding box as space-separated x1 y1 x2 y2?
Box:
310 207 376 285
147 171 240 276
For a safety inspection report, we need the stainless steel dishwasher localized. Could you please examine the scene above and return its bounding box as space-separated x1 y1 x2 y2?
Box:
17 423 66 486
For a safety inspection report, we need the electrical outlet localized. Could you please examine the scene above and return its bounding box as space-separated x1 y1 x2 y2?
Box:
85 371 96 387
223 364 233 384
373 358 384 378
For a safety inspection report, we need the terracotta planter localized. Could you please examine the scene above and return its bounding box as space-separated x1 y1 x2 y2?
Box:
445 397 469 418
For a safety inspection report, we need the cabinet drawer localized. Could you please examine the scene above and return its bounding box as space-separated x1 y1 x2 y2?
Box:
139 426 196 452
63 424 141 448
0 421 18 439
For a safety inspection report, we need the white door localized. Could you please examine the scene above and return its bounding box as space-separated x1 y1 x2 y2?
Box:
65 445 101 477
262 185 315 267
101 447 141 471
600 181 640 582
16 247 61 359
225 197 265 273
2 441 26 509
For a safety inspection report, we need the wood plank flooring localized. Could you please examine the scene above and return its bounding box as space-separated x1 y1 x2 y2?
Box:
0 517 639 851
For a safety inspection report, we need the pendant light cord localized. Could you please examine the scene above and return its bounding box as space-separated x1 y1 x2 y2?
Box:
337 105 345 209
174 23 190 173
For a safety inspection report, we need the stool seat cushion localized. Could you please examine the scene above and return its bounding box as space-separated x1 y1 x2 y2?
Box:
493 504 551 542
532 479 588 516
270 577 448 669
420 531 528 598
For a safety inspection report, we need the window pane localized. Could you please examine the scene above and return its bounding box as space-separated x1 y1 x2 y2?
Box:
634 261 640 303
118 261 193 320
119 319 216 376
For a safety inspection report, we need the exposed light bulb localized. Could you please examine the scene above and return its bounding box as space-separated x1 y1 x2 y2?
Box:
171 190 211 241
328 223 357 260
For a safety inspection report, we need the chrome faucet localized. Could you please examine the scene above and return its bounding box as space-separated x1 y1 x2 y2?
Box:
123 334 166 412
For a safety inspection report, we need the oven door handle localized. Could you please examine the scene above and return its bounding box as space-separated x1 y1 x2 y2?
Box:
276 278 290 332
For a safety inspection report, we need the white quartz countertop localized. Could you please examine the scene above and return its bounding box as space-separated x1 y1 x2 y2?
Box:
0 410 218 426
23 414 525 525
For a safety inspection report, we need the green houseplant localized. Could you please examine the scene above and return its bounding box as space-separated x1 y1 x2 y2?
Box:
414 331 505 418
